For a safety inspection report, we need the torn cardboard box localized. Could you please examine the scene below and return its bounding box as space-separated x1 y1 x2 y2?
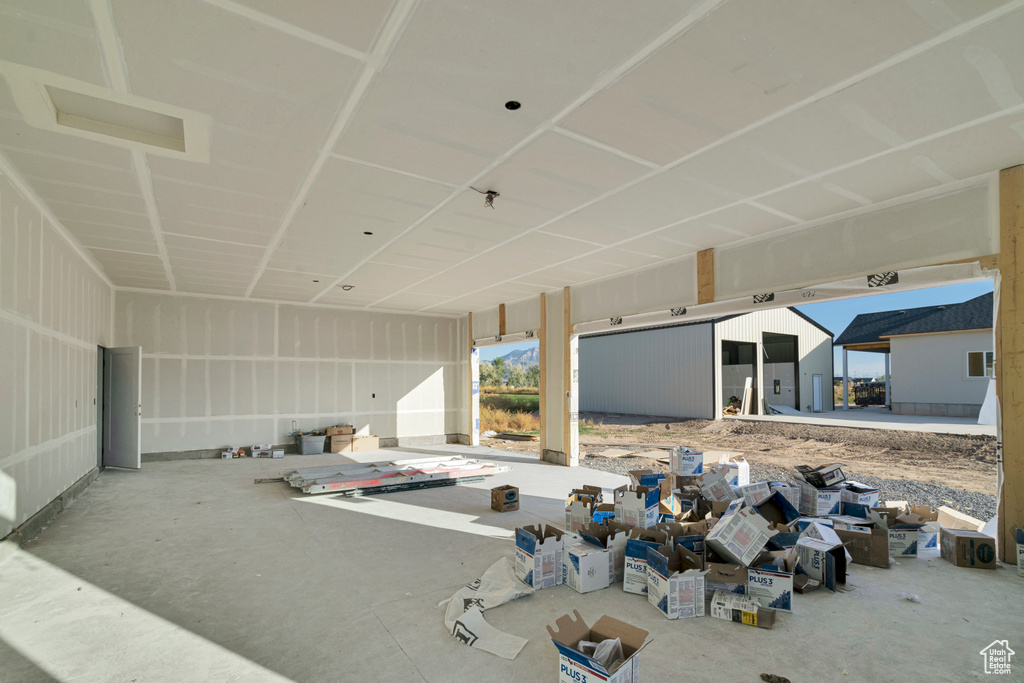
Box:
696 466 738 503
628 469 665 488
709 591 776 629
579 521 630 584
716 456 750 486
705 500 775 567
795 537 847 591
769 482 802 510
514 524 565 589
646 544 705 620
841 481 880 508
940 527 997 569
623 528 669 595
548 611 650 683
705 563 747 595
326 425 354 436
614 485 660 529
565 486 602 531
669 447 703 476
796 463 847 488
747 549 797 613
734 481 772 507
835 526 890 568
563 538 611 594
936 506 985 531
796 481 842 516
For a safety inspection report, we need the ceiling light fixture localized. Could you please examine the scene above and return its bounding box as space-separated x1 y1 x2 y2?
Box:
339 285 354 291
505 101 521 110
313 279 319 283
470 186 499 209
363 231 373 235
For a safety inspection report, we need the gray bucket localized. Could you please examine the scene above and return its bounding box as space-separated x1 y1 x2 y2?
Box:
297 435 325 455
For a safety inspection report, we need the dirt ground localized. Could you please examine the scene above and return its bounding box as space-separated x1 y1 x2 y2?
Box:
483 413 998 495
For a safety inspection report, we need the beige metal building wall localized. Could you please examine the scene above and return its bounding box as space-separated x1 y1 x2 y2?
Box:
578 322 714 419
0 171 113 538
114 292 462 454
714 308 833 414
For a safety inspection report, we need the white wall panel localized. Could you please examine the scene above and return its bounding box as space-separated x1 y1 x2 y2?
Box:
0 171 112 539
578 323 714 419
891 330 992 406
114 293 462 453
506 298 541 334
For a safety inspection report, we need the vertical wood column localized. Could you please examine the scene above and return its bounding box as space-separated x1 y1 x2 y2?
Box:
998 165 1024 561
698 248 715 305
539 294 547 454
498 303 506 337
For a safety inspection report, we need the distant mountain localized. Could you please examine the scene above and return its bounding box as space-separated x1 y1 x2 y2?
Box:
498 347 539 366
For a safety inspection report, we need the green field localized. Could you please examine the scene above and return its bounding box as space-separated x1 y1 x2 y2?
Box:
480 392 540 413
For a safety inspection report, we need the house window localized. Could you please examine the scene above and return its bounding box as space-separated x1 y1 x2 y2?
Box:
967 351 994 378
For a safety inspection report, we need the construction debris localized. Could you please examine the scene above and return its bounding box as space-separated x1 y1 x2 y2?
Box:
275 456 510 496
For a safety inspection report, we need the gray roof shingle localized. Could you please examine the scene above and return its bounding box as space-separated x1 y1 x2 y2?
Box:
834 292 993 347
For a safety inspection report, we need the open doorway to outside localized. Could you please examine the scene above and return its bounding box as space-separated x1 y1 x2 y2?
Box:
476 339 540 454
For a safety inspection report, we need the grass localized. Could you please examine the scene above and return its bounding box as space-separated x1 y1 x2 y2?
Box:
481 386 538 395
481 393 540 412
481 405 540 432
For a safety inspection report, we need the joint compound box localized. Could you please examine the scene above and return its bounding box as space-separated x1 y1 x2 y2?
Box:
628 469 666 489
696 466 738 503
835 526 890 568
564 539 610 594
841 481 881 508
940 527 997 569
709 591 776 629
614 485 660 529
705 501 775 567
670 447 703 475
515 524 565 588
566 486 602 531
580 521 630 584
734 481 772 507
623 528 668 595
797 481 842 516
705 563 747 595
747 549 797 613
646 544 705 619
547 611 650 683
769 482 802 510
654 520 708 555
796 463 846 489
795 537 847 591
325 425 354 436
491 485 519 512
716 457 750 486
754 491 801 528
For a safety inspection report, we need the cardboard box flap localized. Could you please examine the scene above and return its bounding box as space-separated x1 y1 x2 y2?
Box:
835 526 890 568
754 490 802 526
909 504 939 522
628 470 666 488
590 615 650 657
547 609 592 650
937 506 985 531
795 463 847 488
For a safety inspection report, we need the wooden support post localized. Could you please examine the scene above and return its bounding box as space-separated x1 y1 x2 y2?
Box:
697 248 715 305
539 293 547 454
562 287 571 463
498 303 506 337
998 165 1024 562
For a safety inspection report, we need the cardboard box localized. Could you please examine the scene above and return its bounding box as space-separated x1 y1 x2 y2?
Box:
623 528 669 595
796 482 842 516
579 521 630 583
841 481 880 508
769 482 802 510
326 425 354 436
614 485 660 529
696 466 738 503
887 528 920 557
628 469 666 488
669 447 703 475
351 435 379 452
796 463 847 488
705 563 747 595
646 544 705 620
795 537 847 591
835 526 890 568
563 539 610 594
734 481 772 507
329 434 354 453
716 457 750 486
754 491 802 527
654 520 708 555
709 591 776 629
514 524 565 588
795 516 832 532
747 549 797 613
565 489 600 531
940 527 997 569
936 506 985 531
705 501 775 566
547 611 649 683
491 485 519 512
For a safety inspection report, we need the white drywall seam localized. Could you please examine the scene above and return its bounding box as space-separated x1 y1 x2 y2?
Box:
246 0 420 299
88 0 177 291
0 426 96 473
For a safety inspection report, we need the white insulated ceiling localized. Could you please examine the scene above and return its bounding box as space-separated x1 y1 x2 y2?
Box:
1 0 1024 316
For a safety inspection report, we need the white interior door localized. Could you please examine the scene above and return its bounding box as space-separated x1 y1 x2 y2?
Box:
104 346 142 469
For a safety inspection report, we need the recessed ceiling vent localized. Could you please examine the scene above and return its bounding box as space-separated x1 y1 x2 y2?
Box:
45 85 186 152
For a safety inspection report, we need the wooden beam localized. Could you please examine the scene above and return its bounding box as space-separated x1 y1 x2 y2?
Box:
697 248 715 305
934 253 1000 270
467 312 474 441
562 287 571 465
498 303 506 336
539 294 547 454
998 165 1024 562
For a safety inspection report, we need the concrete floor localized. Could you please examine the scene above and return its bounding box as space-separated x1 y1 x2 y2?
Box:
728 406 997 436
0 445 1020 682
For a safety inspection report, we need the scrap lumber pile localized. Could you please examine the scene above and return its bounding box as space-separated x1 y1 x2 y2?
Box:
280 456 511 496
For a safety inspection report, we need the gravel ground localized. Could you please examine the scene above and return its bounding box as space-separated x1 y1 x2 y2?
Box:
578 454 997 521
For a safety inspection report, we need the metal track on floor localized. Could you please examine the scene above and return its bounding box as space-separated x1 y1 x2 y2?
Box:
267 456 511 495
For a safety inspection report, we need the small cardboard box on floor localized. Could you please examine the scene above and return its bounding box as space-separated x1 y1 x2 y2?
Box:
669 447 703 475
614 484 660 529
548 611 650 683
579 521 630 583
326 424 354 436
795 537 847 591
563 538 611 594
646 544 705 620
329 434 379 453
515 524 565 588
747 549 797 613
623 528 669 595
940 527 997 569
491 485 519 512
709 591 776 629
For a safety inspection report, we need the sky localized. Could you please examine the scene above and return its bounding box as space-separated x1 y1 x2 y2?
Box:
476 280 995 373
795 280 994 377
